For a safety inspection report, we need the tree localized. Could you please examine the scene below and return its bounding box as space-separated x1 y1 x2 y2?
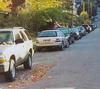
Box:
24 0 61 12
11 0 25 14
77 0 97 18
0 0 11 12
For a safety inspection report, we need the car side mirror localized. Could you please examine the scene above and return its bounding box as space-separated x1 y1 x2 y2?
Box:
15 39 24 44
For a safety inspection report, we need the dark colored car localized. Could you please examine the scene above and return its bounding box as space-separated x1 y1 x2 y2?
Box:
72 27 81 40
78 26 86 36
89 24 97 31
82 24 92 33
57 27 75 44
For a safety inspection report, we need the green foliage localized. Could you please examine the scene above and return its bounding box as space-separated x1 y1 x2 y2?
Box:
0 0 84 36
0 7 68 31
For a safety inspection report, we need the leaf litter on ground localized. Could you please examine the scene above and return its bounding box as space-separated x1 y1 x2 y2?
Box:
8 64 56 89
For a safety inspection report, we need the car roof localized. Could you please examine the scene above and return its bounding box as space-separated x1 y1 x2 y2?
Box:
41 30 60 32
57 27 70 30
0 27 25 32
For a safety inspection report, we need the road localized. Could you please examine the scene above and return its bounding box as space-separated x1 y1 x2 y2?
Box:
0 8 100 89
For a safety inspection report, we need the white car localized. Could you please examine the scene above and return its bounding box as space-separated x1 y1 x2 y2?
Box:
36 30 69 51
0 27 34 81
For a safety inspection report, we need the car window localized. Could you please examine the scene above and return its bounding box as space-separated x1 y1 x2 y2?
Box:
69 29 74 33
0 31 13 42
58 31 65 37
20 31 27 41
24 30 32 40
15 33 22 40
15 33 24 44
38 31 57 37
60 30 69 36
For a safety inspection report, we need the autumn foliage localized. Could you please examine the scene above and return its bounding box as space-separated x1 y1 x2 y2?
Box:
0 0 81 34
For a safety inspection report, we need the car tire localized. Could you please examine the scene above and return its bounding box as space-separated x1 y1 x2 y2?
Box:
69 40 72 45
23 54 32 69
72 38 75 44
5 59 16 82
65 41 69 48
84 32 86 36
59 42 64 51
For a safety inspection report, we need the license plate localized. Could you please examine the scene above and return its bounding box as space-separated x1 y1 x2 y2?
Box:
43 40 51 44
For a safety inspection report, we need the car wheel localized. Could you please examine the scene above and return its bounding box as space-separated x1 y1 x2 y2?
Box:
59 42 64 51
84 32 86 36
24 54 32 69
72 38 75 43
66 41 69 48
69 40 72 45
5 59 16 82
77 36 80 40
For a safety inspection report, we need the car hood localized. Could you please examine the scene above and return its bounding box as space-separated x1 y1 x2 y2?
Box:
0 45 11 53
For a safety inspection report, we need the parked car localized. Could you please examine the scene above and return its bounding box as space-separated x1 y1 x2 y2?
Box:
0 27 34 82
36 30 69 51
82 24 92 33
89 24 97 31
57 27 75 44
72 27 81 40
78 26 86 36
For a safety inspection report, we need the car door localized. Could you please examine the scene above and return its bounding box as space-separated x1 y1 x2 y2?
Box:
14 32 25 64
19 30 30 57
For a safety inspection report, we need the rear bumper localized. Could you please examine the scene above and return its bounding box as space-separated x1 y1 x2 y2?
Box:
36 43 62 49
36 42 62 47
37 45 61 49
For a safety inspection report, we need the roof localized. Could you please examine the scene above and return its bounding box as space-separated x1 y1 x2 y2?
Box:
41 29 60 32
0 27 26 32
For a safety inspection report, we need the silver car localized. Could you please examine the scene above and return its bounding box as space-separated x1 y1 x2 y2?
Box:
36 30 69 51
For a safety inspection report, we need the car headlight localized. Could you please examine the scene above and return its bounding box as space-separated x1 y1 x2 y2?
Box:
0 54 7 63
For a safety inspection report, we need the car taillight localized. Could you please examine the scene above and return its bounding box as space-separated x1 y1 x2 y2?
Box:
55 39 61 42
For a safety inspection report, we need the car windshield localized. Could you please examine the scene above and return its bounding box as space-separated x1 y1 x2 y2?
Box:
80 26 84 30
73 28 79 32
69 29 73 33
38 31 57 37
0 31 13 44
82 25 88 27
60 30 69 36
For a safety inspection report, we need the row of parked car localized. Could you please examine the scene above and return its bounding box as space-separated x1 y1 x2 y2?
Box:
0 24 96 82
36 24 97 51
